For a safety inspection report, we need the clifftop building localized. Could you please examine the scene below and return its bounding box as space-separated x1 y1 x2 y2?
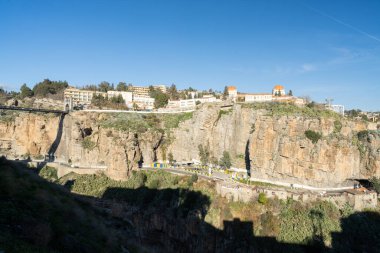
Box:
130 85 167 96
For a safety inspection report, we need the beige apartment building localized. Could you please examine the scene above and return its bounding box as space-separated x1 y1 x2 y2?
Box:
64 87 105 105
130 85 167 96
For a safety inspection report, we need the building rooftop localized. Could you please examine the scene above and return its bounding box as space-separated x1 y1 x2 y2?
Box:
273 85 284 90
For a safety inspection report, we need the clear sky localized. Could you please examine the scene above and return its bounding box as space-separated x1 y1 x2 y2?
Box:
1 0 379 110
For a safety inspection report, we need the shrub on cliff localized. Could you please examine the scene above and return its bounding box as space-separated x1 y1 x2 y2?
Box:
258 193 268 204
39 166 58 182
334 120 342 133
187 174 198 187
219 151 232 169
305 130 322 144
370 177 380 194
82 136 96 150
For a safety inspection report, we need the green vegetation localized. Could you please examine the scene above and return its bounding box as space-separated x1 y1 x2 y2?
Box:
258 192 268 204
162 112 193 128
0 157 122 253
2 156 380 252
241 102 341 119
33 154 45 160
38 166 58 182
0 111 19 123
63 170 183 198
219 151 232 169
20 83 34 98
32 79 68 99
187 174 198 187
198 144 210 165
357 130 370 141
149 86 169 108
217 109 232 122
91 94 127 109
305 130 322 144
168 152 174 164
279 200 341 246
370 177 380 194
82 136 96 150
100 112 193 134
333 120 342 133
250 123 256 134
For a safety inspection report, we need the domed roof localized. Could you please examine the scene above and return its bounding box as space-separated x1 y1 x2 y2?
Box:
273 85 284 90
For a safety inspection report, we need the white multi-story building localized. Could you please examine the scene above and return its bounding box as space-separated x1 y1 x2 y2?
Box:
227 86 237 101
107 90 133 106
196 95 219 103
133 95 155 110
244 93 273 102
327 104 345 116
167 95 220 109
167 99 196 108
272 85 286 96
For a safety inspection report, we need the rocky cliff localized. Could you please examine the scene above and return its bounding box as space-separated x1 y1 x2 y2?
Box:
1 103 379 186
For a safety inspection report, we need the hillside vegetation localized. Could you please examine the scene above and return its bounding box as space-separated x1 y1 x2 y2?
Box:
2 158 380 252
0 158 124 253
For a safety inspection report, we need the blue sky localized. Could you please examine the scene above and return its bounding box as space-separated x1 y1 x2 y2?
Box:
0 0 379 110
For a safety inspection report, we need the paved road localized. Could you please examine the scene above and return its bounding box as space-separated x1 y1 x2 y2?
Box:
82 109 195 114
144 167 353 192
0 105 67 114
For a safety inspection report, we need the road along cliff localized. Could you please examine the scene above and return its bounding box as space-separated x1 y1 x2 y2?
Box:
0 103 379 186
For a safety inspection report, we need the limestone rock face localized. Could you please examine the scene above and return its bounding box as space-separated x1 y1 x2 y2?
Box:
0 113 59 157
55 112 163 180
168 105 380 187
0 105 379 186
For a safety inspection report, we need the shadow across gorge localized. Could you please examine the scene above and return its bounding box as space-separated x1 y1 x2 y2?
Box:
100 186 380 253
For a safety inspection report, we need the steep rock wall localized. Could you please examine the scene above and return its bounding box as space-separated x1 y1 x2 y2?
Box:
168 105 380 187
1 105 379 186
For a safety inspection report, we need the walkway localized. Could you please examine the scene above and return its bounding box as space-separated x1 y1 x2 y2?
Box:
82 109 195 114
144 167 354 192
0 105 67 114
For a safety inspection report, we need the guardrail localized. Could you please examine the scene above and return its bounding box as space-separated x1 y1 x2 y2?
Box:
0 105 67 114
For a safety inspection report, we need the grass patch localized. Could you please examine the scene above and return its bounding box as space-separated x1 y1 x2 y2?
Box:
39 166 58 182
241 102 341 119
305 130 322 144
82 136 96 150
99 112 193 134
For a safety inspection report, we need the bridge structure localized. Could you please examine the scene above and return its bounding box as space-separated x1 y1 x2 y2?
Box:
0 105 67 162
0 105 68 114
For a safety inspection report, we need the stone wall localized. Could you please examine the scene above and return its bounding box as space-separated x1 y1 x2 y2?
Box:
215 181 378 211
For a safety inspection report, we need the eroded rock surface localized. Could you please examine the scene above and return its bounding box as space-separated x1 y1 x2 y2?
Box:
1 104 379 185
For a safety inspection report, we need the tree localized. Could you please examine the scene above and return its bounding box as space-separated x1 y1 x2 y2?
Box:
219 151 232 169
32 79 68 98
98 81 112 92
288 90 293 96
223 86 228 99
258 193 268 204
168 84 179 100
198 144 210 165
83 84 98 91
168 152 174 165
116 82 128 91
20 84 33 98
110 94 125 104
91 94 107 107
149 87 169 108
370 177 380 193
